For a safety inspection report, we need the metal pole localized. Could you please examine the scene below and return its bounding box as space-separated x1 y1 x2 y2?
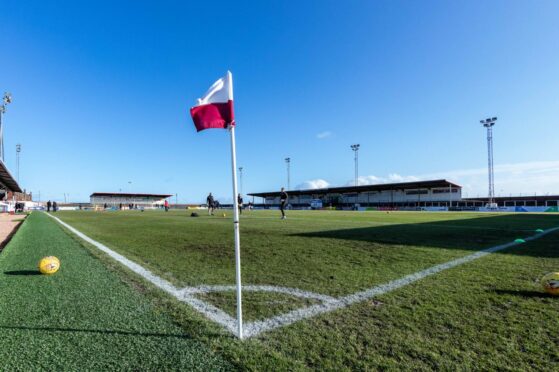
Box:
480 117 497 207
449 182 452 209
0 92 12 163
16 144 21 183
487 127 495 205
351 144 360 187
229 125 243 339
0 110 3 163
239 167 243 195
285 158 290 190
355 148 358 186
288 161 290 190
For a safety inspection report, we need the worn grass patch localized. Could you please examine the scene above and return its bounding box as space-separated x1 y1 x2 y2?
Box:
196 291 320 322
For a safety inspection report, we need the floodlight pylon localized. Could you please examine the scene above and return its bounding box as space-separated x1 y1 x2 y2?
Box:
481 117 497 206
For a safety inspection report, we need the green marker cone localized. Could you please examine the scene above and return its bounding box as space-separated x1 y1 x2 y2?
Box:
535 229 544 233
514 238 526 243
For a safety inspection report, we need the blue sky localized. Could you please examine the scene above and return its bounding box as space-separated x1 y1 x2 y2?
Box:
1 1 558 203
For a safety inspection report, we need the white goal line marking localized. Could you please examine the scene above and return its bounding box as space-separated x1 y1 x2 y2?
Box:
46 213 558 339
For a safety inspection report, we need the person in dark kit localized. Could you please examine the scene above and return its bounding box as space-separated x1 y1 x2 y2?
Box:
214 200 220 209
164 199 169 212
104 203 108 210
119 203 122 210
47 200 52 212
52 201 58 212
279 187 288 219
237 194 243 215
206 193 215 215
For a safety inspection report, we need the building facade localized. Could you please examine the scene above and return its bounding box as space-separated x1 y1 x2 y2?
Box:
249 180 462 208
90 192 172 209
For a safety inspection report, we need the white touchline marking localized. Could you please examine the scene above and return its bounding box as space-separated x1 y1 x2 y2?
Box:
46 213 559 339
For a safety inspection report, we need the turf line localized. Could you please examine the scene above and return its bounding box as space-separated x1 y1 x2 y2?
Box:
47 212 559 339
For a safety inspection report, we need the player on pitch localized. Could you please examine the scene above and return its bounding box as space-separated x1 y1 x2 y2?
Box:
207 192 215 216
279 187 288 219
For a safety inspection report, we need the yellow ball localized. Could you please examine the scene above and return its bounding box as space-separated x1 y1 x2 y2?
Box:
541 272 559 295
38 256 60 275
222 213 226 217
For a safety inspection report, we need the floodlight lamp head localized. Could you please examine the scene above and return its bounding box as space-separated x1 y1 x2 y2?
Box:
351 144 360 151
3 92 11 104
285 157 290 163
480 117 497 127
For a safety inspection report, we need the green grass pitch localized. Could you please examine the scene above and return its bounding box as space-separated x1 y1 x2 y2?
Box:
2 209 559 370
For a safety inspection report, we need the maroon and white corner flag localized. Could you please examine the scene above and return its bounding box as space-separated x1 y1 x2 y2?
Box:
190 71 244 339
190 71 234 131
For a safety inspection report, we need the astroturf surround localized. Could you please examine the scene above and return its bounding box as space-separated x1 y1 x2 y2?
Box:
0 212 232 371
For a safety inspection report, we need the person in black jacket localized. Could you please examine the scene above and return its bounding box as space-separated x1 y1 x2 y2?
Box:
47 200 52 212
279 187 288 219
206 193 215 216
52 201 58 212
237 194 243 215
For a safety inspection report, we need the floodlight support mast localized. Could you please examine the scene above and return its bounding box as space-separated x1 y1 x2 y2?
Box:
351 144 360 187
0 92 13 163
285 158 290 190
0 110 3 163
238 167 243 195
480 117 497 206
487 126 494 204
16 144 21 183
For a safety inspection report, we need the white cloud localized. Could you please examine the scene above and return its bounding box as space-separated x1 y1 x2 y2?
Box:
354 175 383 185
296 179 330 190
293 160 559 196
354 160 559 197
316 131 332 139
432 160 559 197
387 173 421 183
346 174 420 186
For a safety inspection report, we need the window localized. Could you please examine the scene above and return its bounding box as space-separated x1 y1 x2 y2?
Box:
432 188 459 194
405 189 428 195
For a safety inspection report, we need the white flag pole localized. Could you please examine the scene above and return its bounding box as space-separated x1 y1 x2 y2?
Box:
227 72 243 339
229 125 243 339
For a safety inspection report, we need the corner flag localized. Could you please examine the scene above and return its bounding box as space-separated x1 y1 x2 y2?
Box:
190 71 244 339
190 72 234 132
